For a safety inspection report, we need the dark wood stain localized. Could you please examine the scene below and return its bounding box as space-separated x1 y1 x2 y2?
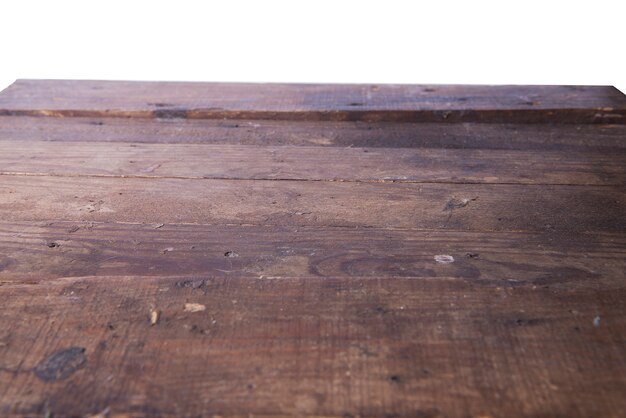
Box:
33 347 86 382
0 80 624 417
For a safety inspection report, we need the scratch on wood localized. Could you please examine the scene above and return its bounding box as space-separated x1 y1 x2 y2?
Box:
444 197 477 211
141 163 162 173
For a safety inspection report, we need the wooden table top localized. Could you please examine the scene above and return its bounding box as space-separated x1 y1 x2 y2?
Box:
0 80 625 417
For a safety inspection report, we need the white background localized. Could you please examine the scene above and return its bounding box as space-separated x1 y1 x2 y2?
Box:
0 0 624 92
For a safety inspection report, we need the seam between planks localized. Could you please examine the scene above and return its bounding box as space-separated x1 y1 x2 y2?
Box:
1 108 625 124
3 220 626 237
0 171 623 187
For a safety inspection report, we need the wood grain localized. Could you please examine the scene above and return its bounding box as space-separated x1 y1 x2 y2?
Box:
1 175 624 232
1 80 624 123
0 221 623 289
2 116 625 152
1 275 624 417
1 140 624 185
1 80 625 417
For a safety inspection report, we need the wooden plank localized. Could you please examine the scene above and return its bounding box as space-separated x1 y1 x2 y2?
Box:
1 80 624 123
1 79 624 417
0 175 624 233
1 274 624 417
0 221 624 287
1 140 624 185
2 116 624 152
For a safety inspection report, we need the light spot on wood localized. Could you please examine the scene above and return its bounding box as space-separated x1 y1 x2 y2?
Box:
150 309 160 326
249 255 310 277
595 113 622 118
294 393 320 414
434 254 455 264
593 316 601 327
309 137 334 145
184 303 206 313
75 200 115 213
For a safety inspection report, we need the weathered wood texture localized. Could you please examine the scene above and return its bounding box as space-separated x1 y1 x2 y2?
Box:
1 175 625 233
0 80 625 418
1 140 625 185
0 222 623 288
1 80 625 123
2 116 625 151
1 276 624 418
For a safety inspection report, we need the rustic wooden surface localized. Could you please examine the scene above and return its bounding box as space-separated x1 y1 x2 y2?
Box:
1 80 625 123
0 80 625 417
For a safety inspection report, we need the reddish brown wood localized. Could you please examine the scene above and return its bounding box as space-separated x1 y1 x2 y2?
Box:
0 140 624 185
0 80 624 417
1 275 624 417
3 116 625 151
0 80 624 123
1 175 624 232
0 221 623 286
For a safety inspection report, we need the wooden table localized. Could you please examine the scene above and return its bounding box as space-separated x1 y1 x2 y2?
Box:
0 80 625 417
